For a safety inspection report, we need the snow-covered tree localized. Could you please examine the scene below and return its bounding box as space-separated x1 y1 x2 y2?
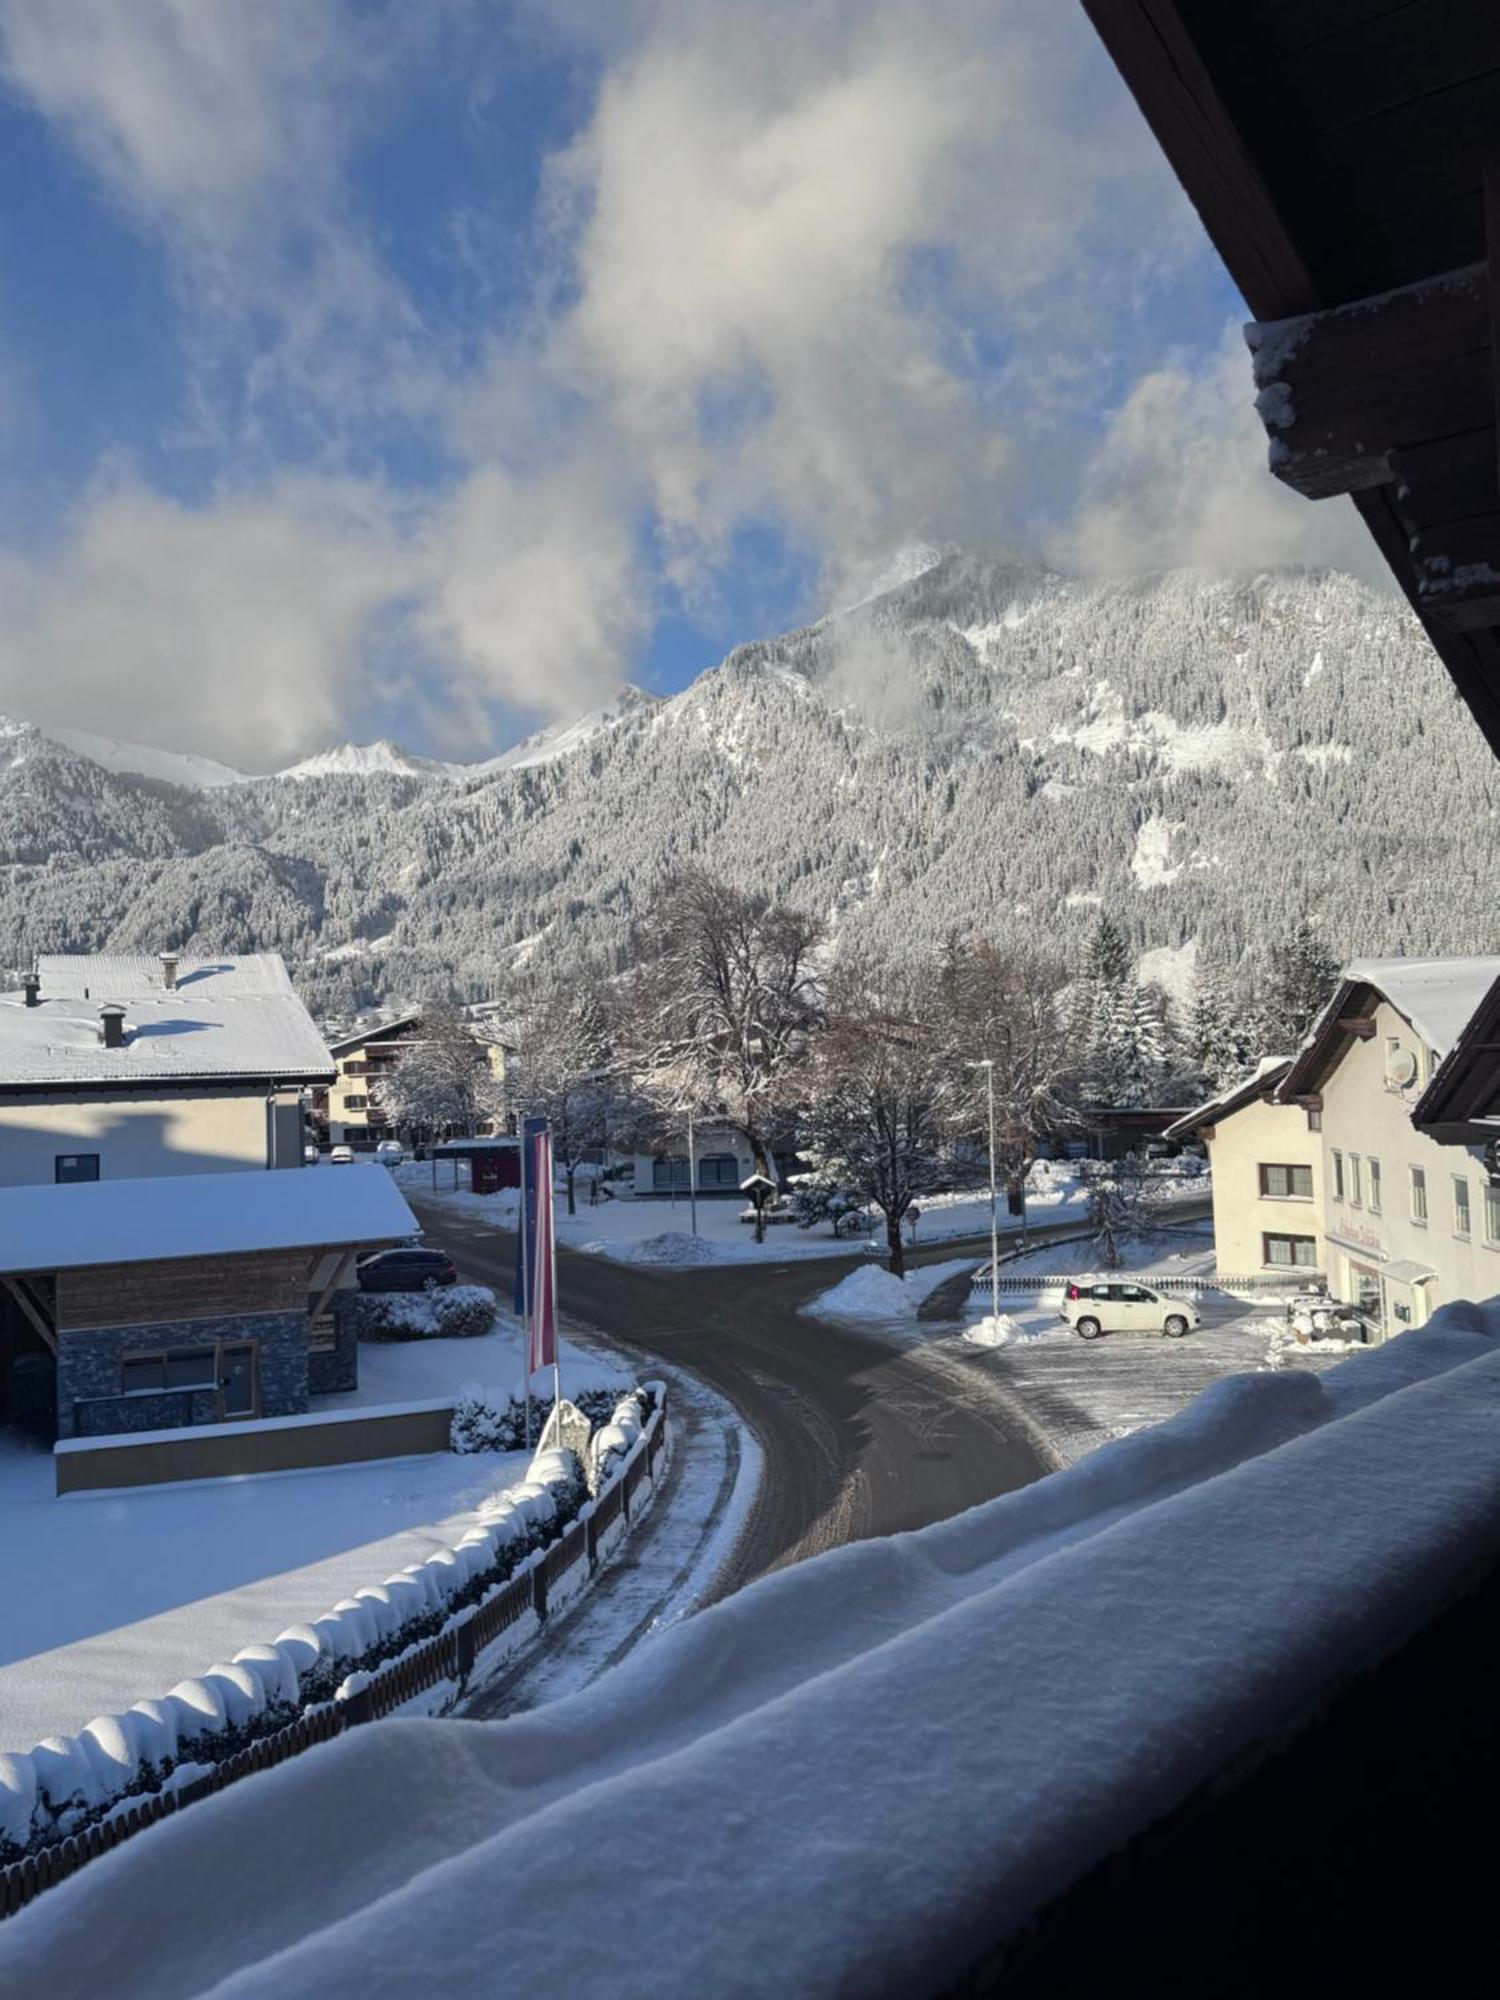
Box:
1189 963 1260 1093
798 957 960 1277
1254 918 1341 1053
936 938 1082 1176
373 1000 503 1139
1086 1152 1161 1269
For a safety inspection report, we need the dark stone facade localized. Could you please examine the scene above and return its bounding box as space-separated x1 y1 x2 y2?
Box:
57 1312 309 1440
308 1296 359 1396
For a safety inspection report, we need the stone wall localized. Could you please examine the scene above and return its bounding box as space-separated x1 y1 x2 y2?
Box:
56 1312 309 1440
308 1300 359 1396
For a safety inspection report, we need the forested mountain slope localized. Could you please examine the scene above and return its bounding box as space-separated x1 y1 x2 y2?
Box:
1 557 1494 1018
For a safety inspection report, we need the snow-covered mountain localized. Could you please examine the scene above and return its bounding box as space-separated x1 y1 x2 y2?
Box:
40 726 254 791
1 555 1495 1017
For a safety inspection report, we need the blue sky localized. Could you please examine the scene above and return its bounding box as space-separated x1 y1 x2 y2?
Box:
0 2 1373 769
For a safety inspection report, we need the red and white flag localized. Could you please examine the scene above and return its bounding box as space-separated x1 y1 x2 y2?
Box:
528 1127 558 1373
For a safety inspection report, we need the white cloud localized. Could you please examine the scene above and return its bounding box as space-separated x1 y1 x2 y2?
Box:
0 475 407 769
417 454 649 744
1055 327 1383 582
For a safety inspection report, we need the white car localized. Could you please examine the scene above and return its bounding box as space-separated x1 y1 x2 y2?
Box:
375 1140 404 1166
1060 1279 1199 1340
328 1144 355 1165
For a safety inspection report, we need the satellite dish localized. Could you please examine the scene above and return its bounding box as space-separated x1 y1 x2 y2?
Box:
1387 1048 1418 1088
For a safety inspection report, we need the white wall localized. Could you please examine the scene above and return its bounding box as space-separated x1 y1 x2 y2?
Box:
0 1089 270 1185
1204 1094 1324 1278
1317 999 1500 1334
633 1127 755 1197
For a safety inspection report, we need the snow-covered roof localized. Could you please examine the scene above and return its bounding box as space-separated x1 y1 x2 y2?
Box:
325 1015 422 1057
36 954 296 1000
0 1164 416 1272
1339 956 1500 1058
0 955 333 1088
1164 1056 1291 1139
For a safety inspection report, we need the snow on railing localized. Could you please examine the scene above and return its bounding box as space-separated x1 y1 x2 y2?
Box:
0 1387 671 1913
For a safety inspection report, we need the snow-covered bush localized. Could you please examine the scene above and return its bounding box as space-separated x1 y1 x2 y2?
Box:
789 1175 870 1238
348 1285 498 1343
449 1384 622 1455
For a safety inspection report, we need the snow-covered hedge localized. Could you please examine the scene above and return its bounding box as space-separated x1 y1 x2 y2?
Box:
450 1384 622 1455
588 1394 646 1491
0 1445 594 1864
348 1285 499 1343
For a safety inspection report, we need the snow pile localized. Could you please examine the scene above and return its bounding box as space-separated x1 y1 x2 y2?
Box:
450 1384 623 1457
805 1259 979 1322
1263 1323 1371 1371
613 1231 720 1267
10 1303 1499 1994
963 1313 1028 1348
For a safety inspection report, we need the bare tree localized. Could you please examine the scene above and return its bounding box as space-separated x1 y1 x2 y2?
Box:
937 939 1082 1191
1086 1153 1161 1269
622 870 822 1179
374 999 503 1140
507 982 632 1215
798 956 958 1277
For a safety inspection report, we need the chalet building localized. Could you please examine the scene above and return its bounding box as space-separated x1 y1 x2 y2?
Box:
316 1016 422 1146
1172 960 1500 1337
0 953 331 1186
633 1120 754 1200
0 1163 416 1442
1166 1060 1322 1281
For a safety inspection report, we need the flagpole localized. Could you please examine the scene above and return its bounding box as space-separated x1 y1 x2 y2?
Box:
518 1111 531 1450
549 1122 562 1415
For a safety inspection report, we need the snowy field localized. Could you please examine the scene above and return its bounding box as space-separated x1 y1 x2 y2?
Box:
396 1159 1100 1267
0 1315 630 1750
16 1300 1499 1996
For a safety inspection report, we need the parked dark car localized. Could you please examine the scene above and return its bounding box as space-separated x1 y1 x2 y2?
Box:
356 1247 457 1293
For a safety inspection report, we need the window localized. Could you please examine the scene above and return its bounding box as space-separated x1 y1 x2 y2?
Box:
342 1094 369 1110
652 1158 691 1190
1263 1233 1317 1270
1348 1154 1362 1207
1258 1163 1313 1200
1453 1177 1471 1238
1331 1150 1345 1201
698 1154 739 1189
1306 1108 1323 1133
1410 1166 1427 1225
1368 1157 1382 1213
121 1347 217 1395
342 1060 369 1076
54 1153 100 1184
1485 1184 1500 1248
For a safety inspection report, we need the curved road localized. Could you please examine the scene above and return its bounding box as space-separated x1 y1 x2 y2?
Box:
412 1203 1142 1601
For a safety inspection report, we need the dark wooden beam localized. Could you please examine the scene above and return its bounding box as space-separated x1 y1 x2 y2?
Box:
0 1276 56 1354
1247 263 1490 498
1080 1 1320 319
1335 1017 1377 1039
1389 429 1496 533
1485 150 1500 497
1290 1095 1324 1111
1412 514 1500 631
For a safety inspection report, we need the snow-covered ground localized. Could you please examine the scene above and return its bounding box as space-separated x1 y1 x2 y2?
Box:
0 1316 631 1750
945 1230 1351 1466
15 1299 1499 1997
395 1159 1099 1268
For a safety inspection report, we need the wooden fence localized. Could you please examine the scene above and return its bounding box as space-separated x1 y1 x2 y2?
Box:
2 1408 668 1923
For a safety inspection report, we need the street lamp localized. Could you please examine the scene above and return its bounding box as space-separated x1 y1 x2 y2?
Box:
969 1058 999 1327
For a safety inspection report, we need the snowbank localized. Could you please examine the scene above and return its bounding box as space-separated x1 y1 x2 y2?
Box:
13 1303 1497 1993
963 1313 1030 1348
804 1260 973 1323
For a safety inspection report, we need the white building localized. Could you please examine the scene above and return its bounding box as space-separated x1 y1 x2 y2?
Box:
0 953 333 1186
1174 958 1500 1339
633 1120 757 1199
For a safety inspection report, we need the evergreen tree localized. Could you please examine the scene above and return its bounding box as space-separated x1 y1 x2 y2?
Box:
1255 918 1341 1052
1189 965 1259 1092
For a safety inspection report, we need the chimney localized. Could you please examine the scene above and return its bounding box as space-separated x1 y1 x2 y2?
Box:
160 951 179 991
21 971 39 1009
99 1003 126 1050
